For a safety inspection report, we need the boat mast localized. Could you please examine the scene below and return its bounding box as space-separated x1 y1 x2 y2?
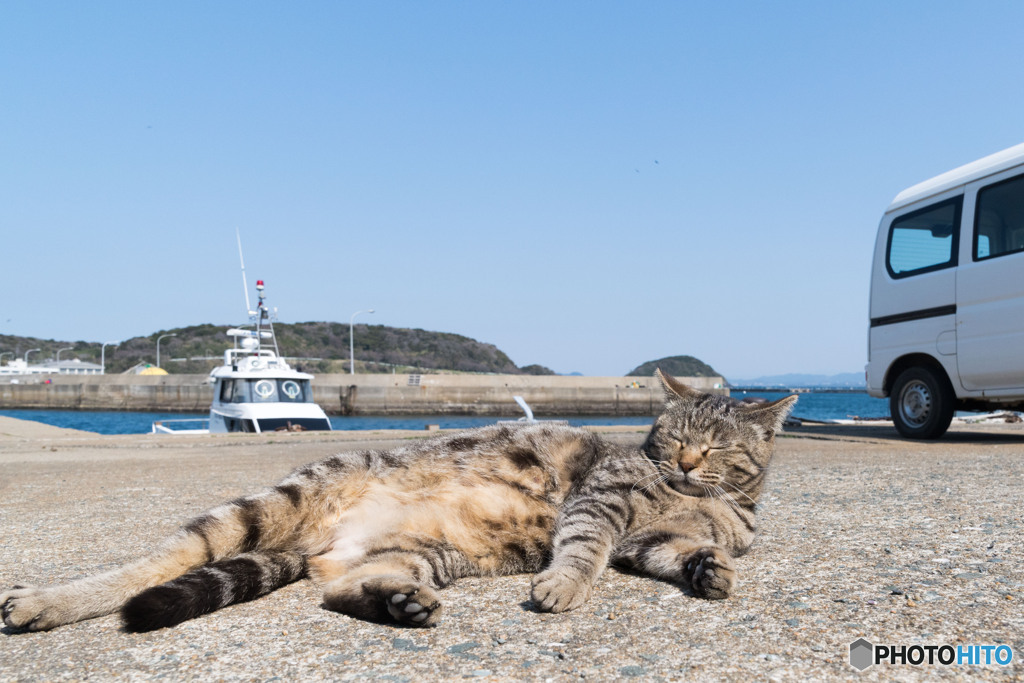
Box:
236 230 280 359
254 280 281 358
236 229 255 318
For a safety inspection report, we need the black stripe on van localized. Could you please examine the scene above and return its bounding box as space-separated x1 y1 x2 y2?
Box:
870 304 957 328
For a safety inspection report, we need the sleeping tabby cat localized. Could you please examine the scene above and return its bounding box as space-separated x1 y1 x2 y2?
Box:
1 370 795 632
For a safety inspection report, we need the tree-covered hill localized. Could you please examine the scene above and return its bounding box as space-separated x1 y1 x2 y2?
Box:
0 323 556 375
626 355 721 378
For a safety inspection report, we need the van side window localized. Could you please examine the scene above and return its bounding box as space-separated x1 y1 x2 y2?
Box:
886 197 962 279
974 173 1024 260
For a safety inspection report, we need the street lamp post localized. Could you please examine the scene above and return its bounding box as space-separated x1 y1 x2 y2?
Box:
349 309 375 375
101 341 119 375
56 347 74 362
156 334 177 368
25 348 40 363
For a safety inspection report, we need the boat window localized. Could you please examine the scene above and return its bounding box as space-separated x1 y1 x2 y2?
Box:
886 197 962 279
232 381 251 403
278 379 312 403
235 379 314 403
257 417 331 432
281 380 302 401
223 417 258 432
219 380 234 402
252 379 277 402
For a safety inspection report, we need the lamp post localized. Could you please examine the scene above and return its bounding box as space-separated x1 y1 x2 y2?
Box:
101 341 119 375
56 346 74 362
25 348 40 363
156 334 177 368
349 309 375 375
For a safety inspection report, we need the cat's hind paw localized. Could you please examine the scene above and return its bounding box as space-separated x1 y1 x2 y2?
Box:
530 568 592 613
363 577 442 627
686 547 736 600
323 574 442 627
384 583 440 626
1 586 70 631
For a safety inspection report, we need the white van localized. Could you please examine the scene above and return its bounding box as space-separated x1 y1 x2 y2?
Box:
867 142 1024 438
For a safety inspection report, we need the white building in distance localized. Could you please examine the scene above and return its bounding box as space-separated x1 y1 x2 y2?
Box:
0 358 103 376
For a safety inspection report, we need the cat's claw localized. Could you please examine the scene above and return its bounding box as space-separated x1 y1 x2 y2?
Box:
531 568 591 613
686 547 736 600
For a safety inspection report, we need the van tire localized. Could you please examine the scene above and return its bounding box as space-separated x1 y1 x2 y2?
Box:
890 366 955 439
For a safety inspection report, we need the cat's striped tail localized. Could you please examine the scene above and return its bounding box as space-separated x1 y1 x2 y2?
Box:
121 551 306 632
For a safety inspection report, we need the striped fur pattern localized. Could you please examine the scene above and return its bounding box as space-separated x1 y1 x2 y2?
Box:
121 552 305 632
1 370 796 632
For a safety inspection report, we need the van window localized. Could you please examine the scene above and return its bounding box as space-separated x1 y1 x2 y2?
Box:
974 173 1024 260
886 197 962 278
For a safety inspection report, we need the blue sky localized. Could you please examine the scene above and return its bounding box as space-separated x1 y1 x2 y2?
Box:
2 2 1023 379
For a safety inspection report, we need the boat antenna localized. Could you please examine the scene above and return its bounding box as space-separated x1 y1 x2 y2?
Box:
255 278 266 355
236 228 255 316
253 279 281 357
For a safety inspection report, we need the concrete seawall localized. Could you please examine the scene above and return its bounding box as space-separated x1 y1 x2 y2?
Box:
0 373 727 416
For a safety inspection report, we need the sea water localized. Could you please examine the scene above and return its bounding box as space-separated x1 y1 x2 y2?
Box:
0 391 890 435
730 390 890 421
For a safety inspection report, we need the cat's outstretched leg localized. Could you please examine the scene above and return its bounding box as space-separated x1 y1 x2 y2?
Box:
121 551 306 632
2 532 218 631
612 527 737 599
1 485 309 631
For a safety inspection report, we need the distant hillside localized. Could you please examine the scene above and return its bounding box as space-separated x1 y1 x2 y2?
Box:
0 324 556 375
728 372 866 388
627 355 721 378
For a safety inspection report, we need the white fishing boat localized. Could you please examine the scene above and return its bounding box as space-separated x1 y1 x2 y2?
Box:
153 273 333 434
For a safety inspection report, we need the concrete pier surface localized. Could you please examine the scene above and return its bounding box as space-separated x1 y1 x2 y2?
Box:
1 418 1022 681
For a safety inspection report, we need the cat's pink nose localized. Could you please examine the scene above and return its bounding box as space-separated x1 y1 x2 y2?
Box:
679 460 697 473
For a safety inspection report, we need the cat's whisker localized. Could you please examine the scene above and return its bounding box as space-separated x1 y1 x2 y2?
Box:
631 467 665 482
633 469 664 482
637 473 670 494
710 485 745 517
721 481 760 508
622 471 663 491
630 471 666 493
631 476 664 492
705 486 741 518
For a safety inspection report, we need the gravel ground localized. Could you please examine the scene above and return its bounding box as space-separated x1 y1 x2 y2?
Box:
0 418 1022 681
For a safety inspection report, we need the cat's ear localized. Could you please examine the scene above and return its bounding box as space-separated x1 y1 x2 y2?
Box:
740 394 798 437
655 368 703 401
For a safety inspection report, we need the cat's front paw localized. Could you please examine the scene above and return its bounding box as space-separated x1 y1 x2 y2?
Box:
1 586 68 631
531 568 591 613
685 548 736 600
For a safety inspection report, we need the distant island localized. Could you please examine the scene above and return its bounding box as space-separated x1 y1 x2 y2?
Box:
627 355 721 378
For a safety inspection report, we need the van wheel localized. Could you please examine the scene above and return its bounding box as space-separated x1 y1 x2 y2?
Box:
890 367 954 439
